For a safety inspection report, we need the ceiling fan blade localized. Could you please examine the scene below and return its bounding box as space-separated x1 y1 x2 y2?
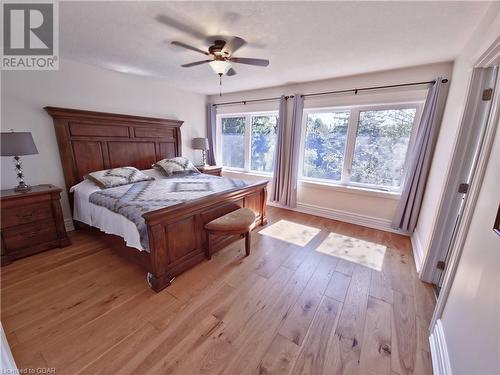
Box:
229 57 269 67
156 14 206 40
226 67 237 76
172 41 209 56
222 37 247 55
181 60 212 67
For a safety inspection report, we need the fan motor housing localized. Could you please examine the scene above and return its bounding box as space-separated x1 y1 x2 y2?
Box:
209 40 229 56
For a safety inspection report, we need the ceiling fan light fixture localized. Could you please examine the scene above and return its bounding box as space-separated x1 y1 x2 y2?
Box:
209 60 231 75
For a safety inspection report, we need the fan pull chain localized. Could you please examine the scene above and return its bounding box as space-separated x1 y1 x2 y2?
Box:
219 73 222 96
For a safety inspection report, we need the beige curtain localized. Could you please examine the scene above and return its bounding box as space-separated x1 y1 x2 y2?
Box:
271 94 304 207
392 78 447 231
206 104 217 165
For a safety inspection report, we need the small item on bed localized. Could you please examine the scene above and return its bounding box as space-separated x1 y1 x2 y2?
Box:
154 156 199 176
85 167 153 189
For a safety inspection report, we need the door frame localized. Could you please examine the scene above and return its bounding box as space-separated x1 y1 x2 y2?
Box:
429 37 500 328
419 66 499 285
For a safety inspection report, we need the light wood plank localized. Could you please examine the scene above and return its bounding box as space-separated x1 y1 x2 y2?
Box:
369 269 394 304
386 246 413 297
258 334 300 375
222 249 329 374
291 296 341 375
335 258 356 276
325 271 352 302
391 291 417 375
335 265 371 345
254 240 292 278
359 297 392 375
170 267 295 375
40 290 179 374
77 322 161 375
279 254 337 345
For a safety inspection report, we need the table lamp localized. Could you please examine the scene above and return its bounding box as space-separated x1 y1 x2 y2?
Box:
1 131 39 192
192 137 210 167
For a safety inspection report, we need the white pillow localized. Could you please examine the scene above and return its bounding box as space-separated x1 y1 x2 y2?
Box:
84 167 153 188
154 157 199 176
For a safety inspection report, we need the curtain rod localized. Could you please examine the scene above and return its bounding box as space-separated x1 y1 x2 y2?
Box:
213 95 293 107
212 78 448 107
302 79 449 98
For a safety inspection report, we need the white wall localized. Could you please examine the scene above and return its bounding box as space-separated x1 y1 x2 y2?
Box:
440 115 500 375
425 4 500 373
1 59 207 224
210 62 453 230
414 3 500 260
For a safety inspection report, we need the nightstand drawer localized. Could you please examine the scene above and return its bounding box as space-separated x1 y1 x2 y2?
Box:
1 203 53 228
2 221 57 251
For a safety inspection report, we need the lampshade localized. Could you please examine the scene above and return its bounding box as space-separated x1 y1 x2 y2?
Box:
209 60 231 75
1 132 38 156
192 137 210 150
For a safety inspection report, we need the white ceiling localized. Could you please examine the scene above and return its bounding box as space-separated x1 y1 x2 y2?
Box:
60 1 491 95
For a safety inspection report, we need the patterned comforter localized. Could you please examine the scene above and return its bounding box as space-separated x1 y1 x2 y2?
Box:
89 173 249 250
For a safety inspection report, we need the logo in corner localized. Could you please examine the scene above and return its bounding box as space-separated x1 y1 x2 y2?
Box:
2 1 59 70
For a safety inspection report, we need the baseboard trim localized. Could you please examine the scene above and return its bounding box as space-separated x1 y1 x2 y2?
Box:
268 201 407 236
64 218 75 232
429 319 452 375
411 228 424 273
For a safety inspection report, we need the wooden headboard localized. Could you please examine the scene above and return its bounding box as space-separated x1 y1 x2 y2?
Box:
45 107 183 192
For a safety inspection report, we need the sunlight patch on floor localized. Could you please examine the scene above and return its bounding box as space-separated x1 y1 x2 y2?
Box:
315 233 386 271
259 220 321 246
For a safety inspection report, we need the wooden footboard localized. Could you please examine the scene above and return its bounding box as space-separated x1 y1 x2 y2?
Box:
143 181 268 292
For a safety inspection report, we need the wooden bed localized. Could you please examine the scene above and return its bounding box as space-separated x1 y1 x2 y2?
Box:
45 107 268 292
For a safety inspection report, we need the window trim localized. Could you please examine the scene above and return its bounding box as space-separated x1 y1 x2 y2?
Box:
299 101 424 192
216 110 279 174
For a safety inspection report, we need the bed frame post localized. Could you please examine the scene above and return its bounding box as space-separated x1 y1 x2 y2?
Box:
261 186 268 225
147 223 172 292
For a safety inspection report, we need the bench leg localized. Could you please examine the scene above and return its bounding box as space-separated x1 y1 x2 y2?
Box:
244 232 251 256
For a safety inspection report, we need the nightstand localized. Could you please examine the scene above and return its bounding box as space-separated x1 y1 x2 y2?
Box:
1 184 71 265
197 165 222 177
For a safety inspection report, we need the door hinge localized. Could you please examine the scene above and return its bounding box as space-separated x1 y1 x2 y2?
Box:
436 261 446 270
458 183 469 194
482 88 493 101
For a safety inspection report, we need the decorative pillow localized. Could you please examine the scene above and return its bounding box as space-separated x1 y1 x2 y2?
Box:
85 167 153 188
154 157 199 176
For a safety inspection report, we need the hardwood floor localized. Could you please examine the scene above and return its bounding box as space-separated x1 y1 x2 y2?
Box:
1 206 435 374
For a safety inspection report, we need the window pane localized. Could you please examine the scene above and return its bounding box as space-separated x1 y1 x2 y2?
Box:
222 117 245 168
350 108 417 188
251 115 278 173
302 111 350 181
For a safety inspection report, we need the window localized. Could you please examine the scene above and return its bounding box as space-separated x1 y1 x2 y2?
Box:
300 104 421 191
351 108 417 187
218 112 278 173
221 117 245 169
303 111 350 181
251 115 277 173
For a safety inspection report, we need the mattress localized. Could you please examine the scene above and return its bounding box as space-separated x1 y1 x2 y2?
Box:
71 169 165 251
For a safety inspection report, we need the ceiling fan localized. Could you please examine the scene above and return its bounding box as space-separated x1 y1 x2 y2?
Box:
172 37 270 77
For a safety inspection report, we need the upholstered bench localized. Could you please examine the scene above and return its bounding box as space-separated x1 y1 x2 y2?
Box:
204 207 256 260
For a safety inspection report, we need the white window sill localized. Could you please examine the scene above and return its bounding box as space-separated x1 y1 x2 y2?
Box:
221 168 273 179
222 169 401 200
298 179 401 200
